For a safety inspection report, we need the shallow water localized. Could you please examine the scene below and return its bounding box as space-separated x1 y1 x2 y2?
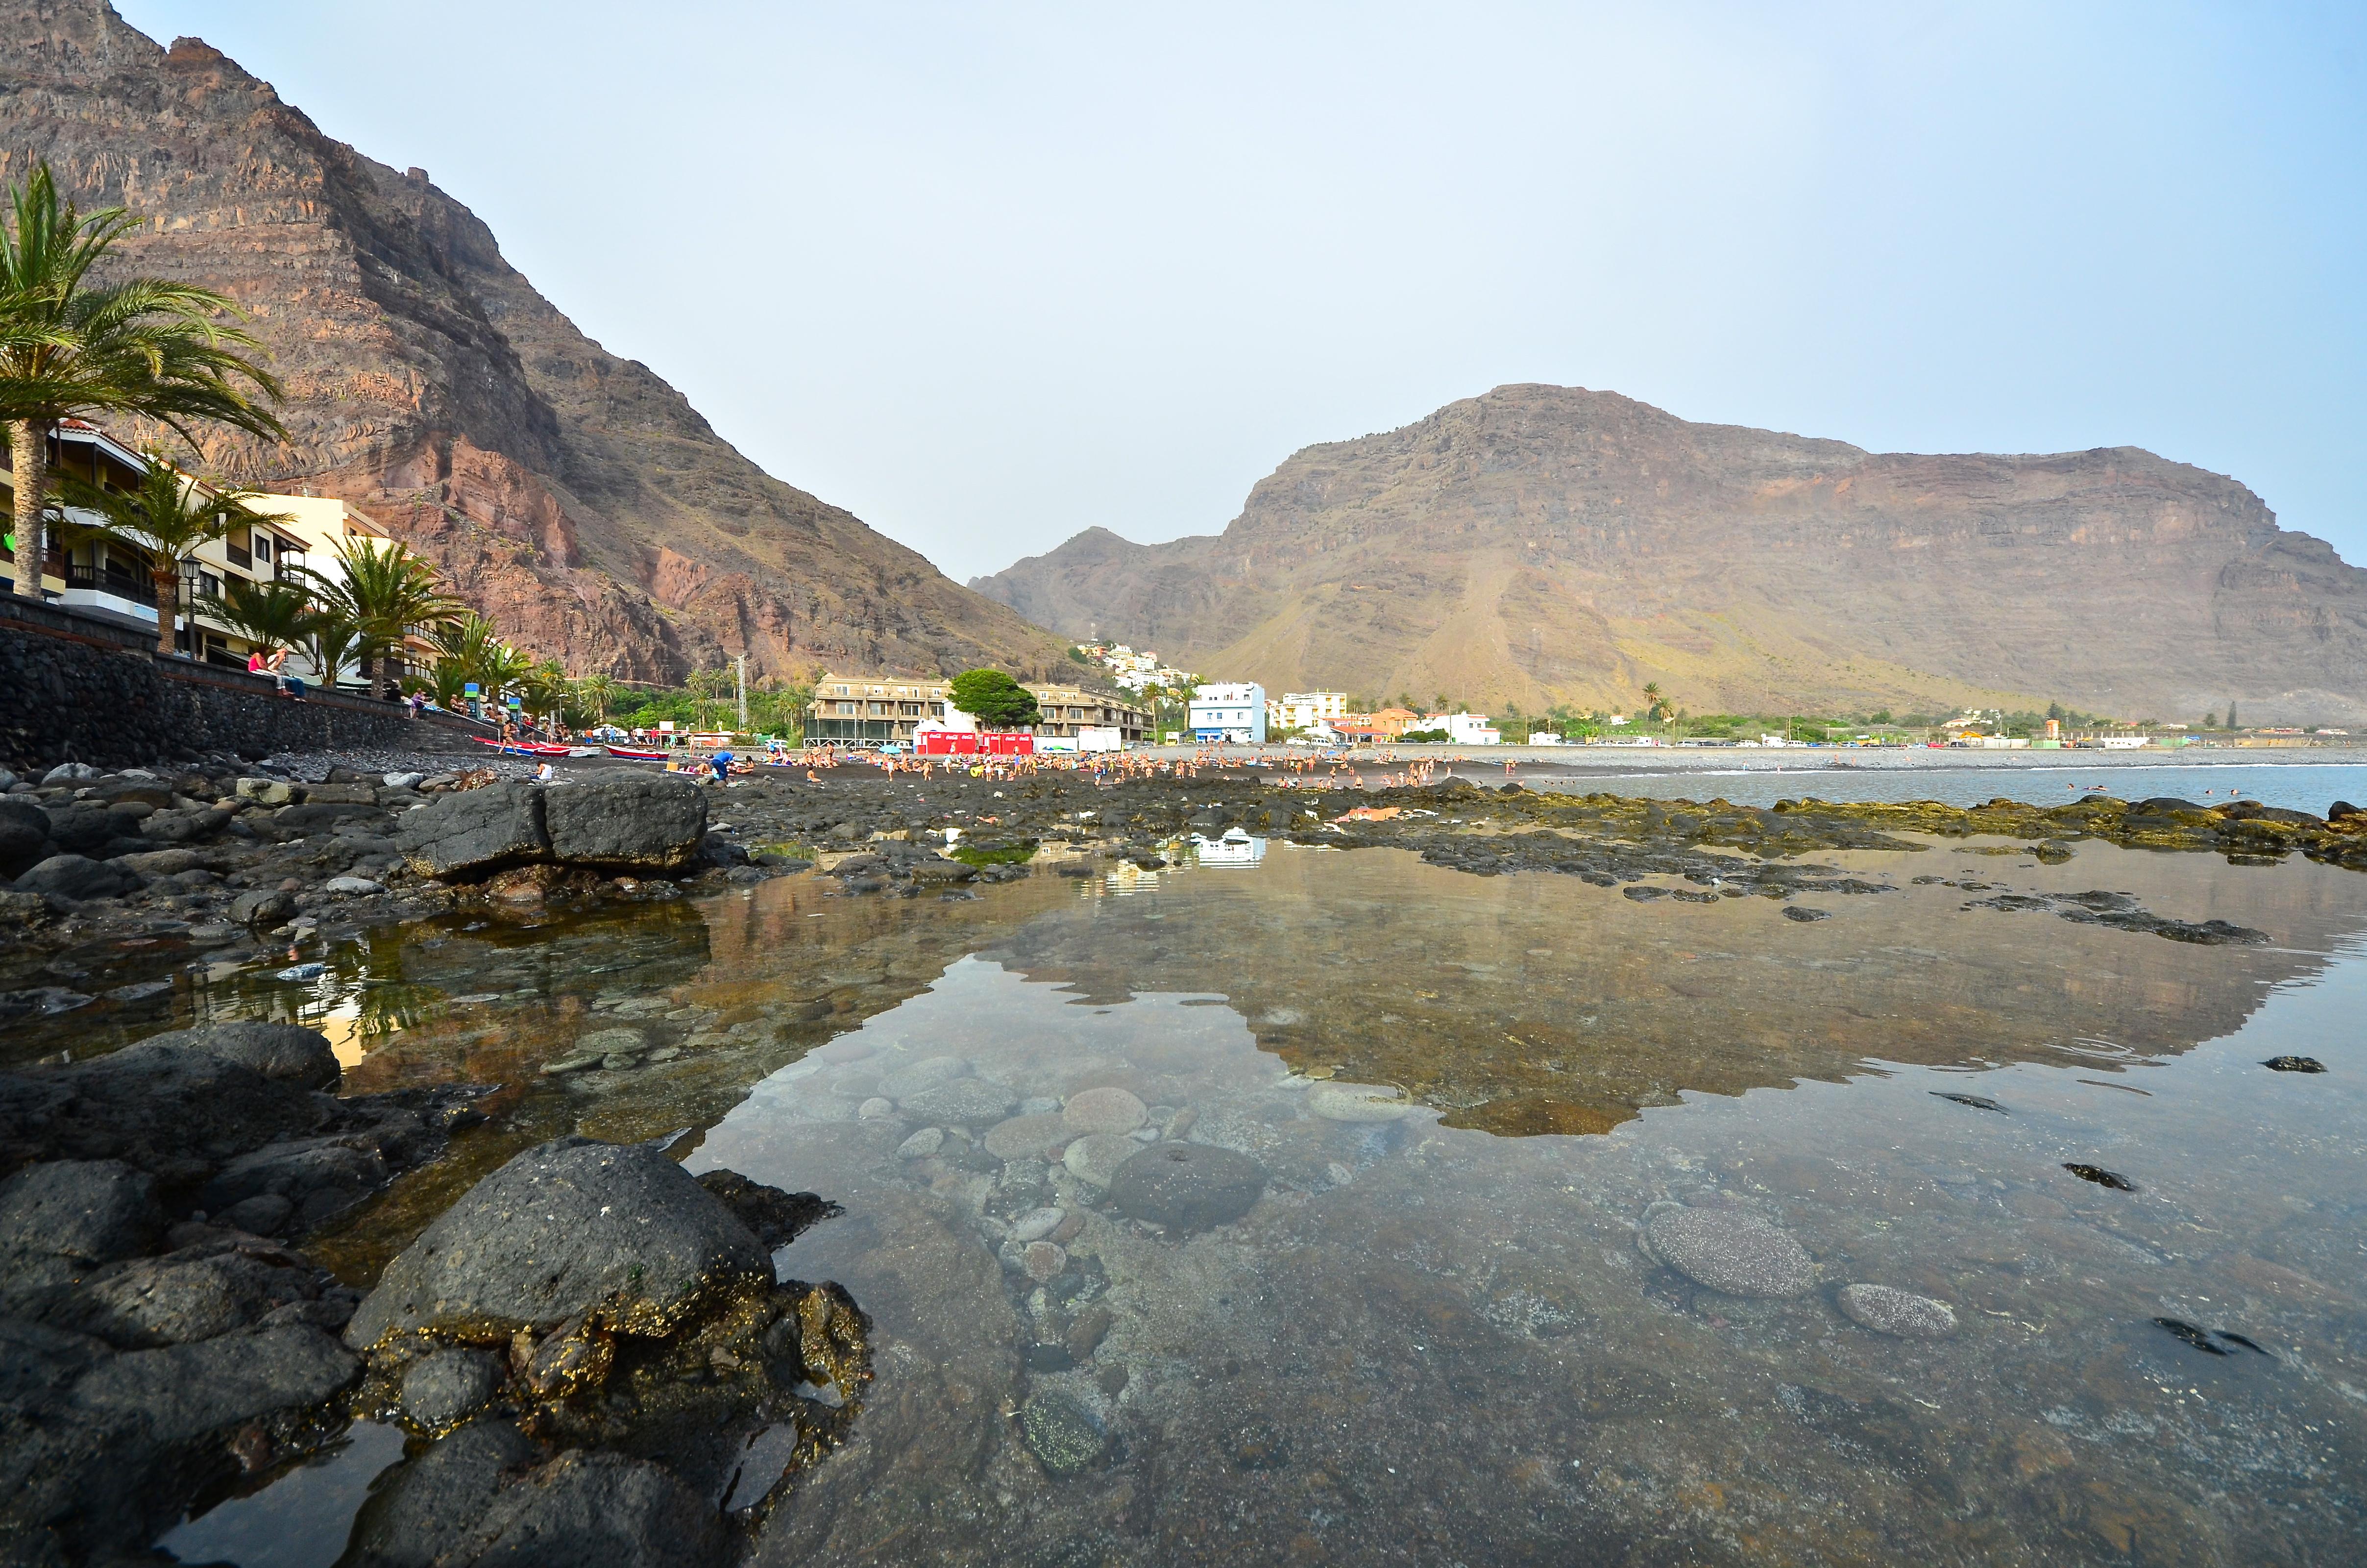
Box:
1519 759 2367 814
153 838 2365 1566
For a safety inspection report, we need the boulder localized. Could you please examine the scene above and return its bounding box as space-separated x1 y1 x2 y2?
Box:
0 1045 328 1198
343 1418 542 1568
395 782 550 879
0 1159 163 1271
0 795 51 876
541 776 709 873
343 1138 772 1349
234 777 296 805
11 854 139 901
382 772 427 791
41 762 102 784
464 1450 734 1568
231 887 297 925
70 1249 317 1348
276 800 387 833
69 1323 358 1445
200 1136 391 1229
134 1021 339 1089
322 875 389 896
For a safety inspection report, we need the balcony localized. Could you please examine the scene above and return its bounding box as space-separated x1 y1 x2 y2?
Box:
66 561 158 606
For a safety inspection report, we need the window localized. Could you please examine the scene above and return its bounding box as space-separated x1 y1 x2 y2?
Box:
836 701 858 715
252 535 271 562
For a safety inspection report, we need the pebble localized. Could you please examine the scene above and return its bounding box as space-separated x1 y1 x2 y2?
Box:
857 1097 896 1121
1019 1390 1106 1476
1018 1096 1062 1116
321 876 387 896
984 1114 1072 1161
897 1127 945 1160
1108 1141 1267 1232
1062 1086 1148 1135
1008 1206 1066 1243
898 1077 1018 1125
275 963 326 981
1642 1206 1814 1298
878 1054 970 1099
1307 1081 1412 1122
815 1039 874 1064
574 1027 647 1058
1022 1241 1068 1280
1836 1283 1958 1338
1062 1132 1142 1189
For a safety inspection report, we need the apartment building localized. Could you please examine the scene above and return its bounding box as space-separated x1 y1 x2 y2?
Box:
1268 689 1348 731
2 420 426 680
805 673 1150 745
1189 681 1267 744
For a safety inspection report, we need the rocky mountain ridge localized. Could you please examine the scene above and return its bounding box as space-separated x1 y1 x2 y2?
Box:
973 385 2367 724
1 2 1066 684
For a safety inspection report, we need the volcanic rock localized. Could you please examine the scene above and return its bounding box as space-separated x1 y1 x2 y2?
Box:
342 1138 772 1348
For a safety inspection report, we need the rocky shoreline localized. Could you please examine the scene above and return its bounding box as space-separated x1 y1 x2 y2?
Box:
4 751 2364 1561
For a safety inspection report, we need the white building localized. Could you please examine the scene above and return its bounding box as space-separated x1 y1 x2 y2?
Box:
1421 711 1502 745
1268 689 1349 731
1189 681 1267 743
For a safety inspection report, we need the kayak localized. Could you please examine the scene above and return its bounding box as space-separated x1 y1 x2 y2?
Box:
605 745 670 761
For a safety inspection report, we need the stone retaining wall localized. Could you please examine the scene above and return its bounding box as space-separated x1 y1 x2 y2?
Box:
1 600 416 771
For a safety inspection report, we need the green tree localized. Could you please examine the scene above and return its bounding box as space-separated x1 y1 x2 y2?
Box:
48 454 291 654
949 668 1041 728
1 164 285 599
301 536 464 690
201 577 318 657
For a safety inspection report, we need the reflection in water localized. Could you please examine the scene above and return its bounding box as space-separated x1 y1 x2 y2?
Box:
100 839 2367 1564
700 947 2367 1566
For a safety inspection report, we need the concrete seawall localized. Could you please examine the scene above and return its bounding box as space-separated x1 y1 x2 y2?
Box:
1 598 417 772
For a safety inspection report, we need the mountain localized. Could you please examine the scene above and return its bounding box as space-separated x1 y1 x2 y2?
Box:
972 385 2367 724
0 3 1066 685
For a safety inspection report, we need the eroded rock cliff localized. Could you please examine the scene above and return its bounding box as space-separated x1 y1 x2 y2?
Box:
973 385 2367 723
0 3 1066 684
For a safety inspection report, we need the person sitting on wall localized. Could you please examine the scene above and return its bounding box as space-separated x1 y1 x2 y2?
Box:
264 647 306 699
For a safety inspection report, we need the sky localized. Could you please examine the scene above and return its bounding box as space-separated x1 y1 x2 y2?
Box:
120 2 2367 582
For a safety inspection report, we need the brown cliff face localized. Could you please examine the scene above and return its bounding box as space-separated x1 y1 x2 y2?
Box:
0 5 1066 684
972 384 2367 723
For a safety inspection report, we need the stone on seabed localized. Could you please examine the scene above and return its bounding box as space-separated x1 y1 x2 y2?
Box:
1837 1283 1958 1338
1642 1206 1814 1298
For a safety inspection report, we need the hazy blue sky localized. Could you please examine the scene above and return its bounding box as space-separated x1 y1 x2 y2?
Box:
122 2 2365 581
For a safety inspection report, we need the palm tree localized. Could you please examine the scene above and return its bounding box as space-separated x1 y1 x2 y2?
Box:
300 536 464 690
520 658 570 729
201 577 319 658
0 164 285 601
475 640 538 713
48 454 292 655
571 672 615 727
304 610 365 690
